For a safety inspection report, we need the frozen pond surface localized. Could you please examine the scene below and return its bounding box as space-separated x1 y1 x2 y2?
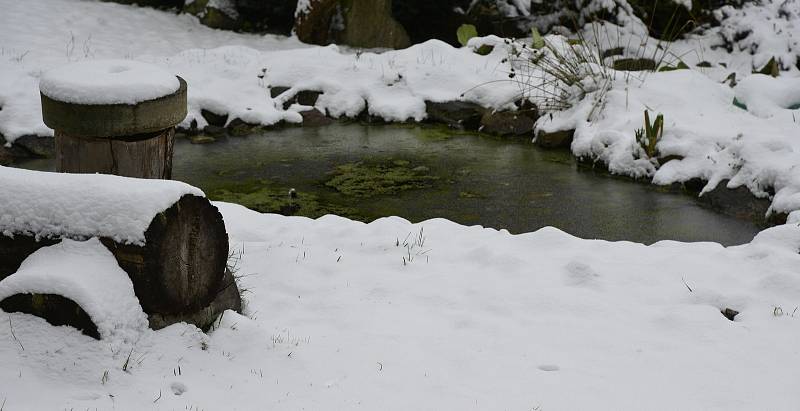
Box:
20 123 761 245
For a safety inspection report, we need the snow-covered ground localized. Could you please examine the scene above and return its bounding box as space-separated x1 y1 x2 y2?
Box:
2 1 800 408
2 203 800 410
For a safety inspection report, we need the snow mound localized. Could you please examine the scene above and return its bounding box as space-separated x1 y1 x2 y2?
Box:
735 74 800 120
39 59 180 105
0 166 204 244
0 238 148 343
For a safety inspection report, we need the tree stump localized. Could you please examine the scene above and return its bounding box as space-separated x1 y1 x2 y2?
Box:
40 60 187 179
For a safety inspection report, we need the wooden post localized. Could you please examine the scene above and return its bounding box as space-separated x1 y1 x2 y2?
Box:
41 77 187 179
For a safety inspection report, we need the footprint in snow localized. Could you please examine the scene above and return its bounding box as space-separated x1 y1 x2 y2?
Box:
171 382 188 396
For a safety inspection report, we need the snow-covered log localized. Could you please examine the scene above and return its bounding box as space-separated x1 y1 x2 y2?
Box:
0 167 236 329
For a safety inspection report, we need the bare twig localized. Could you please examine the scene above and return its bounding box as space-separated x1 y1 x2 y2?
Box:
681 277 693 293
8 316 23 351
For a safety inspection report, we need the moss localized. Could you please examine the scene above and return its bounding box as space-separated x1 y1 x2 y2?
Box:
325 160 438 197
207 179 364 220
459 191 485 199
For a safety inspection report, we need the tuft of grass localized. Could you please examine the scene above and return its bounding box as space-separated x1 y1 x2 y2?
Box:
635 110 664 159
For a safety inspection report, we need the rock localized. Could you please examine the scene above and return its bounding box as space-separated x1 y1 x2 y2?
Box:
425 101 485 130
190 135 216 144
480 109 538 136
102 0 183 9
14 135 55 158
392 0 470 46
280 90 322 110
203 125 228 137
227 118 262 136
601 47 625 59
183 0 240 31
270 86 291 99
694 179 773 226
201 109 228 128
535 129 574 148
613 58 657 71
233 0 297 34
295 0 411 49
721 307 739 321
755 57 780 77
0 147 12 166
465 0 527 40
300 109 334 127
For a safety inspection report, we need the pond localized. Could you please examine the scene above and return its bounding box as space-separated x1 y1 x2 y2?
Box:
19 123 762 245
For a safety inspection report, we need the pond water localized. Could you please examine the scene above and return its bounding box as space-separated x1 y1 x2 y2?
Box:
19 123 762 245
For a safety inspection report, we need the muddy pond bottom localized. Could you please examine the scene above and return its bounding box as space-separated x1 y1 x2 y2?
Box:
20 123 761 245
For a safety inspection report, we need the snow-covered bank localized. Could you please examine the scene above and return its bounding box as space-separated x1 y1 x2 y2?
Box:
2 203 800 410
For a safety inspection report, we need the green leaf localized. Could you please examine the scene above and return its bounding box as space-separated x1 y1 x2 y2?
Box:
531 27 545 50
457 24 478 47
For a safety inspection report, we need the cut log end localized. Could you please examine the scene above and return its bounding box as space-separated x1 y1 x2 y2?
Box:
102 194 229 316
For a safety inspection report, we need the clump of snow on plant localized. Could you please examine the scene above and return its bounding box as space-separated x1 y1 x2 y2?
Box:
0 238 148 344
0 166 203 244
39 59 180 105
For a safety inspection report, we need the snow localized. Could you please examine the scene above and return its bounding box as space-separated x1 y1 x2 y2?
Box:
39 59 180 105
0 238 148 344
2 203 800 409
0 166 203 244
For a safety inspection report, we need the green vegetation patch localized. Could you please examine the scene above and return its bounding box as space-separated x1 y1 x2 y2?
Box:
325 160 439 198
207 179 363 220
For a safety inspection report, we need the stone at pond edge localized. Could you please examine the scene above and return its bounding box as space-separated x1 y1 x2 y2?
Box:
480 110 538 136
191 135 216 144
14 135 55 158
280 90 323 110
613 58 657 72
203 125 227 137
535 129 575 148
695 179 775 227
301 109 334 127
425 101 486 130
201 109 228 128
227 118 263 137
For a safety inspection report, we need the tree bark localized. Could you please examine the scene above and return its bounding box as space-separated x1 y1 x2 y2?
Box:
55 128 175 179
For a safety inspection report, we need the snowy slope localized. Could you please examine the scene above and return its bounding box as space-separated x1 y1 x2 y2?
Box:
1 203 799 410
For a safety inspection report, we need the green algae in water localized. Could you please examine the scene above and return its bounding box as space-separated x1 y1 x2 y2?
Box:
208 179 364 220
325 160 439 197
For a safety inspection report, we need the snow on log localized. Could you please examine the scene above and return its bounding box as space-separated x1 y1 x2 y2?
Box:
0 166 236 329
0 238 148 342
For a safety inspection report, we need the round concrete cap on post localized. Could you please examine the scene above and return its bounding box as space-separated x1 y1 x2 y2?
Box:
39 60 187 137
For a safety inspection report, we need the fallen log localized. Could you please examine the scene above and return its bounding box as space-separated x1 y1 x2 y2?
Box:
0 167 237 329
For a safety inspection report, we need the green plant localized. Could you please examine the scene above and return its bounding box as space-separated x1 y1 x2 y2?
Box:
457 24 478 47
636 110 663 159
